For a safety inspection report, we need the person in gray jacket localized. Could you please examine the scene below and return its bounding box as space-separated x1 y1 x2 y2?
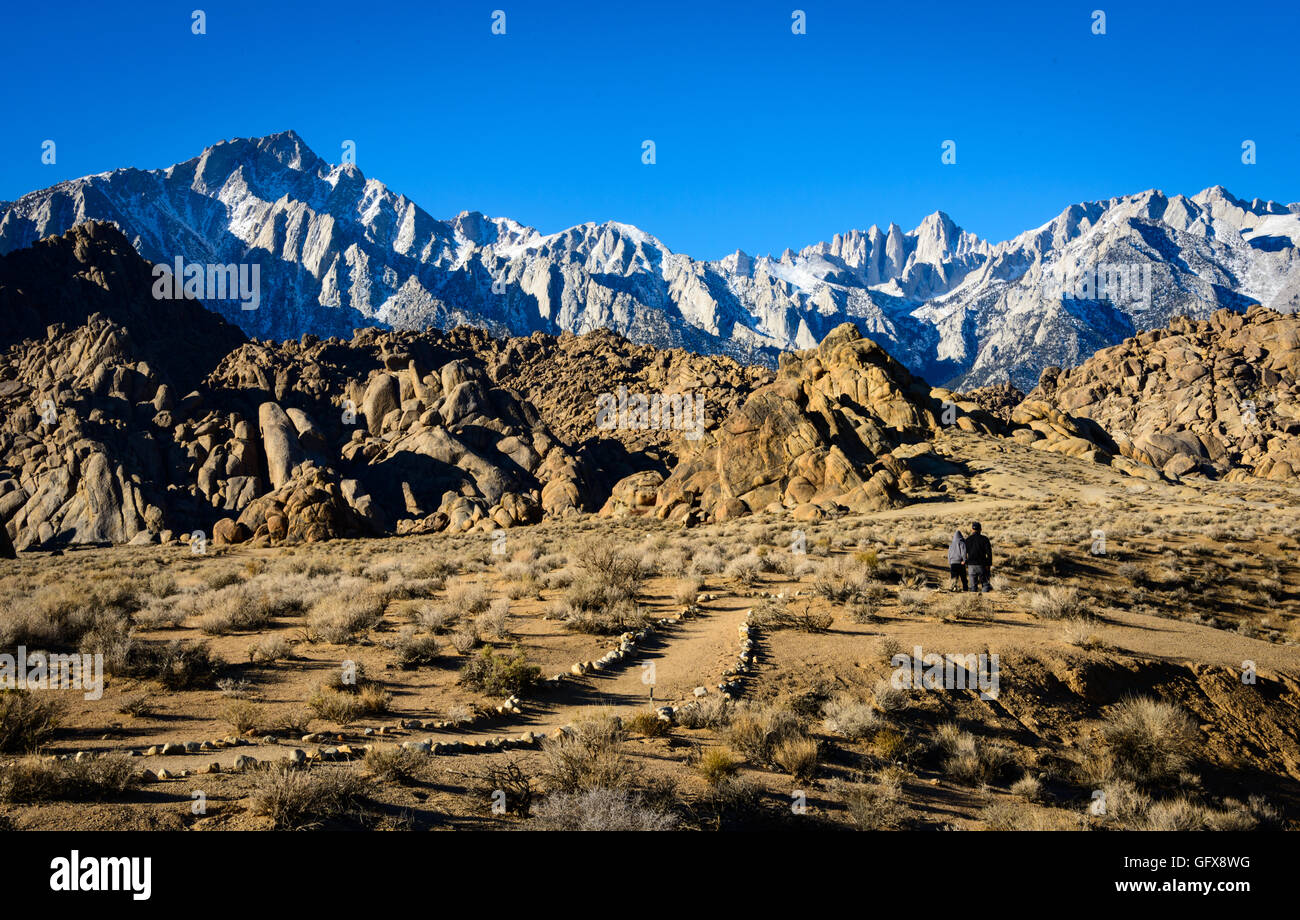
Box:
947 530 967 591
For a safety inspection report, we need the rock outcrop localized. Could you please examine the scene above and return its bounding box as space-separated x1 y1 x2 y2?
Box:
0 225 593 548
625 323 989 522
1030 306 1300 481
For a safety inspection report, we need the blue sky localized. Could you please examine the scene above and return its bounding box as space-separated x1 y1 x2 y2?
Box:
3 0 1296 258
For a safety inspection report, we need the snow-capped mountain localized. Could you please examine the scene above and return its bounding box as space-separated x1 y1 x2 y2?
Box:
2 130 1297 389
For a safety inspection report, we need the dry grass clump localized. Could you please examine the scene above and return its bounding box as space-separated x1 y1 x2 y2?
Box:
555 597 651 636
845 581 887 623
696 747 742 785
448 621 481 654
672 576 705 605
195 584 282 635
104 639 224 691
0 578 142 648
307 589 386 643
896 588 928 615
872 677 908 714
362 746 429 784
389 627 443 668
0 691 62 753
724 553 767 586
531 787 677 830
624 710 671 737
117 694 152 718
724 703 805 766
1027 586 1085 620
248 634 295 663
750 596 833 633
771 736 819 781
444 578 493 619
1092 697 1197 786
133 596 189 630
838 768 907 829
1094 778 1278 831
1010 772 1046 802
309 681 392 726
555 542 651 635
812 555 873 602
414 603 459 634
574 541 649 603
822 695 880 739
459 646 539 696
250 766 371 829
1060 617 1107 649
940 591 994 623
676 695 733 730
688 546 725 575
0 755 138 804
934 722 1011 786
541 714 629 793
475 598 511 640
147 571 177 598
981 800 1083 831
221 700 263 734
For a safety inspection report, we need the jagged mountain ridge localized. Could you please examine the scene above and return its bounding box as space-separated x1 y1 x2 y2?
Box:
2 130 1298 389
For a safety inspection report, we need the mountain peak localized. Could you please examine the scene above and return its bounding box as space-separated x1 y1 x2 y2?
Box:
205 130 322 174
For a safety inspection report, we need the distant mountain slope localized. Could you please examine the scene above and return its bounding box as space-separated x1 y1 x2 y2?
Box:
2 130 1297 389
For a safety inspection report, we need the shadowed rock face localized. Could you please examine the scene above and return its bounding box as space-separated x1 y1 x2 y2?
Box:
0 222 247 394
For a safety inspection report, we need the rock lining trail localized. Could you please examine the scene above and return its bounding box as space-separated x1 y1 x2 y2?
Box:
83 590 765 775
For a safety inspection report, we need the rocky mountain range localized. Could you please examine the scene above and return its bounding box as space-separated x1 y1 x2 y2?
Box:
3 130 1297 391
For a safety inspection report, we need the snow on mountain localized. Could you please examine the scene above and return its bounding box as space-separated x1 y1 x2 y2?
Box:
2 131 1297 390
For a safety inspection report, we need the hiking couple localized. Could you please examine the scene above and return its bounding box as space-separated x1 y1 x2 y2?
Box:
947 523 993 593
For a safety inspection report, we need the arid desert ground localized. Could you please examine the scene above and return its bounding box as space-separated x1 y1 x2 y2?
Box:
4 428 1297 832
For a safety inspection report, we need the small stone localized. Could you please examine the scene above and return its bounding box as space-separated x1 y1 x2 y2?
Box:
694 686 708 697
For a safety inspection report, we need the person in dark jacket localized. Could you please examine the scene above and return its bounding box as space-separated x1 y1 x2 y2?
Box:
965 522 993 593
947 530 967 591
